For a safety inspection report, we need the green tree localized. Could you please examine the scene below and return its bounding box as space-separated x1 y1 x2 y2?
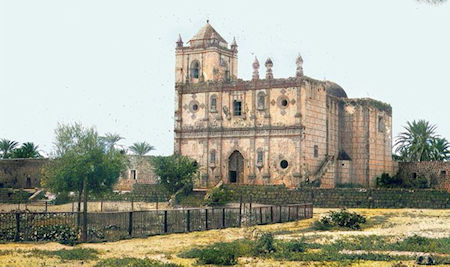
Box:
395 120 439 161
42 123 127 242
11 142 41 158
129 142 154 156
151 154 198 195
99 133 123 152
0 139 19 159
430 137 450 161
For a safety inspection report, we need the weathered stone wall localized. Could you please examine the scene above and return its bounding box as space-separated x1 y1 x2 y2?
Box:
398 161 450 191
0 159 49 189
225 185 450 208
115 156 158 191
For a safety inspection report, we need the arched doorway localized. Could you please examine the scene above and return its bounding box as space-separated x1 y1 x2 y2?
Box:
228 151 244 183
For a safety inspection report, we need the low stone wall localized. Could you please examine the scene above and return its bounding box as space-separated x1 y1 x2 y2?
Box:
398 161 450 191
224 185 450 209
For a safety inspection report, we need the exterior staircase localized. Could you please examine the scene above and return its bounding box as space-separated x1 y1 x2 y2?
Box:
314 155 335 183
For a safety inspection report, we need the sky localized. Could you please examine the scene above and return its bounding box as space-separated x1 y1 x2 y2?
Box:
1 0 449 156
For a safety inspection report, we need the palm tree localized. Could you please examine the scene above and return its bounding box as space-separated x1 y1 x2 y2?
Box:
12 142 41 158
129 142 155 156
0 139 19 159
430 137 450 161
100 133 123 152
394 120 447 161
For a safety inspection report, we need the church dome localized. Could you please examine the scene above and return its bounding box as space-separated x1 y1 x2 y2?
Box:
324 81 347 98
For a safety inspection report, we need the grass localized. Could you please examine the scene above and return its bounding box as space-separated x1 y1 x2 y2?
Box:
179 234 450 265
30 248 99 261
94 257 181 267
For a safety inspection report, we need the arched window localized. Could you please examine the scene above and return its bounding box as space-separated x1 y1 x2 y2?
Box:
190 60 200 79
210 95 217 112
256 149 264 166
257 92 265 109
314 145 319 158
210 150 216 164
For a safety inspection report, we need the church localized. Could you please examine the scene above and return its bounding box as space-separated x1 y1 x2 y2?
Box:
174 21 395 189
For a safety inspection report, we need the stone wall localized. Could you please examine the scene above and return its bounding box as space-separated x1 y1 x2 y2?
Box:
115 156 158 191
398 161 450 191
0 159 49 189
224 185 449 209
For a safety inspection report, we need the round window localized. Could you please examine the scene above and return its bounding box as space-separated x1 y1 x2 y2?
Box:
192 104 198 111
280 160 288 169
281 99 288 107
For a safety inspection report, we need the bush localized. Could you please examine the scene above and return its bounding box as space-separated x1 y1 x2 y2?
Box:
95 257 181 267
376 173 403 188
197 247 237 265
52 192 73 205
279 239 306 253
204 185 234 206
313 209 366 230
254 232 276 255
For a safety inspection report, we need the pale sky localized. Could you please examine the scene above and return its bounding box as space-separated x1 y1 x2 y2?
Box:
1 0 449 156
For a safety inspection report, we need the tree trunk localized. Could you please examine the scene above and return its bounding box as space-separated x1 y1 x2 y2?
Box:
77 190 82 227
81 177 88 242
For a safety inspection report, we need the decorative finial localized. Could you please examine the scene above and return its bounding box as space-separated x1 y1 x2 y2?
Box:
176 34 183 48
231 37 238 51
296 54 304 77
265 58 273 79
252 57 260 80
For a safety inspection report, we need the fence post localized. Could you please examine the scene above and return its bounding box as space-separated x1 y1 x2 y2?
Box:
270 206 273 223
45 201 48 213
249 195 253 224
288 206 291 221
100 201 103 212
259 207 263 224
304 205 306 218
128 211 133 237
155 194 159 210
279 205 282 223
239 195 242 227
71 202 74 212
205 209 209 230
164 210 168 233
222 208 226 228
15 212 20 241
186 209 190 232
131 198 134 212
296 205 299 220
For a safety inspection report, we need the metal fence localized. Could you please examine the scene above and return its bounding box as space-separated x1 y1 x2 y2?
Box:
0 203 312 242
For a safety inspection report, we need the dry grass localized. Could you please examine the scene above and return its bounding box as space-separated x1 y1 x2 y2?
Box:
0 208 448 266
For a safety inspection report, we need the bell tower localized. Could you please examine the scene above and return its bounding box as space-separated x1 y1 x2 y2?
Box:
175 21 238 84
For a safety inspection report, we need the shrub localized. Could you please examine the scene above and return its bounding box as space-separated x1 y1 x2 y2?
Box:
254 232 276 255
313 209 366 230
94 257 181 267
204 185 234 206
52 192 73 205
279 239 306 253
197 246 237 265
376 173 403 188
29 224 80 245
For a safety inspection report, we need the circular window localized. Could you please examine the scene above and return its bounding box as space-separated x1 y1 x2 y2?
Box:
280 160 288 169
281 99 288 107
189 100 200 113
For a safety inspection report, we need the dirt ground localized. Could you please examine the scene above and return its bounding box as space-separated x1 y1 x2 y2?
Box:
0 208 449 266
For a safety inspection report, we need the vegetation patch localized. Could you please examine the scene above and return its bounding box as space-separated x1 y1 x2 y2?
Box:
203 185 234 206
31 248 98 261
312 209 367 230
94 257 181 267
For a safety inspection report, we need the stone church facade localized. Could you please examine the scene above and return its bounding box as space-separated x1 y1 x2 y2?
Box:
174 22 395 189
